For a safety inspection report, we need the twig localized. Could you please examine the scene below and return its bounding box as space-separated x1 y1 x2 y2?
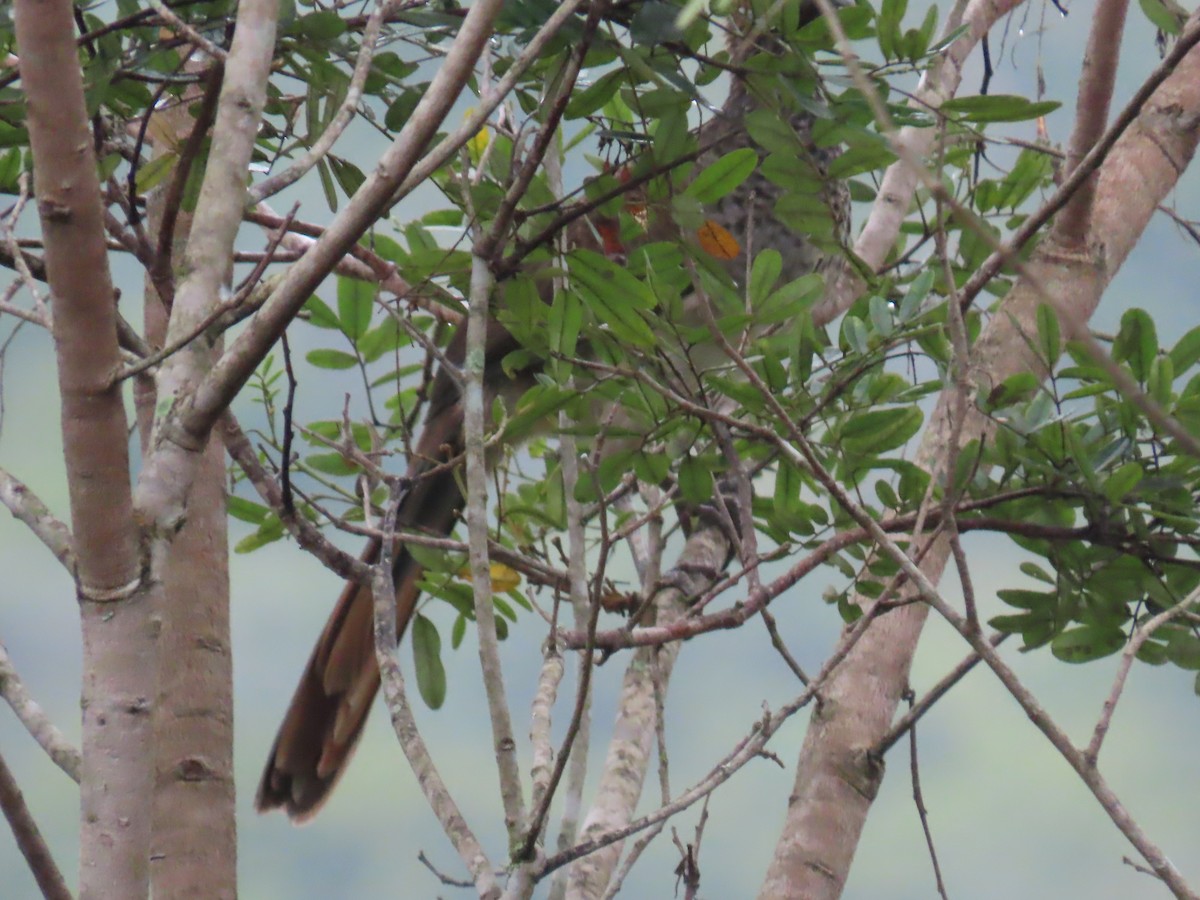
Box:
1053 0 1131 247
279 331 297 515
544 593 895 880
923 590 1197 898
0 467 76 575
464 245 527 845
877 633 1008 755
372 480 500 898
217 412 373 584
0 750 73 900
907 695 950 900
0 642 81 782
1084 591 1198 766
145 0 228 60
248 0 386 202
760 609 810 684
151 60 224 306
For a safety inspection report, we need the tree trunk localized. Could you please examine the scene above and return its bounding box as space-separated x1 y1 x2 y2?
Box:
13 2 150 897
140 75 237 900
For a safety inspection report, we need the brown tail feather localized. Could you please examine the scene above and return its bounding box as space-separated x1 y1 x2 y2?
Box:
254 454 464 820
257 320 527 821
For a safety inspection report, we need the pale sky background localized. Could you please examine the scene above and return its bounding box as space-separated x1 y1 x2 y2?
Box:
3 4 1200 899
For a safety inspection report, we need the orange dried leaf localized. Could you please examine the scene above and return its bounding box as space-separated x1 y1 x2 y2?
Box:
697 219 740 261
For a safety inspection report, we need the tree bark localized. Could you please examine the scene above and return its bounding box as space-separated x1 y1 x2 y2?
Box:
142 79 236 900
13 2 148 897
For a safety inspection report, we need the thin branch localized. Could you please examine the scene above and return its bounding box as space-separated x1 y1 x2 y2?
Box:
151 60 224 306
544 594 895 880
907 704 949 900
1053 0 1131 247
1084 592 1198 766
877 633 1007 755
0 642 81 782
217 412 373 585
144 0 228 60
0 467 75 575
248 0 386 202
371 481 500 899
0 750 73 900
957 15 1200 313
465 248 526 844
925 592 1197 899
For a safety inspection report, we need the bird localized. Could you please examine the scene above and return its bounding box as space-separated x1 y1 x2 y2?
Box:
256 5 850 822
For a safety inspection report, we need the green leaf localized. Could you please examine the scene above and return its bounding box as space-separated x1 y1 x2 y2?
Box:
291 10 348 39
385 89 421 132
773 460 808 531
868 295 894 338
1051 625 1125 663
837 592 863 623
652 106 691 166
1166 629 1200 670
358 318 405 363
749 250 782 307
337 276 375 341
1168 324 1200 373
568 250 656 348
1148 354 1174 407
1113 308 1158 382
1139 0 1186 35
841 407 924 456
549 289 583 365
826 140 897 179
875 479 899 510
678 456 712 504
989 611 1050 635
228 496 269 525
0 148 24 190
842 315 868 354
306 349 358 369
412 614 447 709
997 149 1053 210
997 588 1055 610
1137 640 1170 665
985 371 1040 410
566 69 625 118
744 109 803 155
569 249 655 309
940 95 1062 124
305 452 358 476
234 516 284 554
877 0 908 60
450 614 467 650
329 156 365 198
1036 303 1061 368
685 147 758 203
1103 461 1143 502
758 275 823 325
896 270 933 322
134 151 177 193
1019 562 1055 584
316 157 338 211
303 295 341 329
